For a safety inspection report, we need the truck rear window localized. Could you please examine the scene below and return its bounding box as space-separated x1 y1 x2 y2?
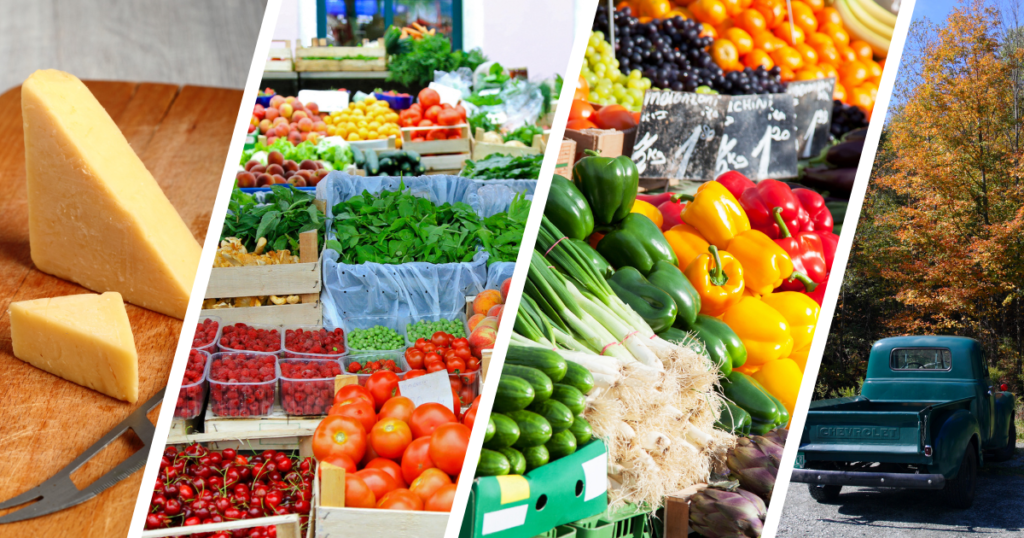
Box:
890 348 952 370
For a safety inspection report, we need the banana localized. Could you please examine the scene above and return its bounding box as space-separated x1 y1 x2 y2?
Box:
837 0 891 57
847 0 894 39
854 0 898 28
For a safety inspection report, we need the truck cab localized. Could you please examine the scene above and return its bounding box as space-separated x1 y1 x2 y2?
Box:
792 336 1017 508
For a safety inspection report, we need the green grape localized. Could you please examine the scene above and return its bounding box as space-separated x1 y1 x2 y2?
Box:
584 72 598 87
593 31 604 41
586 45 595 57
595 86 610 98
627 79 642 90
641 78 652 89
622 94 635 106
588 90 601 101
593 63 606 75
607 67 621 80
627 88 644 101
612 86 627 100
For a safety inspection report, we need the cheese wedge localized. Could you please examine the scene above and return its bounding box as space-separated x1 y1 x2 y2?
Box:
21 69 200 319
10 292 139 402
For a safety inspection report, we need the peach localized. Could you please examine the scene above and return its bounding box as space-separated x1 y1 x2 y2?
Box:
256 173 274 187
293 110 309 122
244 159 260 171
314 121 328 132
307 133 319 145
258 119 272 134
250 115 260 126
287 176 307 187
467 313 485 332
298 117 313 132
307 102 320 115
272 116 288 126
269 95 286 108
288 131 303 145
250 164 267 174
468 326 496 359
500 279 511 301
487 305 504 319
268 151 284 166
266 163 284 176
473 289 503 316
280 103 294 119
265 107 280 121
475 316 499 331
285 96 297 105
266 135 277 144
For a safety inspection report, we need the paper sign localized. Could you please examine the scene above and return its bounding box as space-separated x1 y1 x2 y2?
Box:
581 452 608 501
482 504 528 535
297 89 349 112
428 82 464 106
398 370 454 413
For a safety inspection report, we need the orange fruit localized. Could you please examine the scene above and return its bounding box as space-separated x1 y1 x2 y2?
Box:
737 8 768 33
752 30 782 52
774 22 805 45
803 0 825 12
821 22 849 46
743 49 775 69
813 42 840 65
752 0 785 28
702 22 719 38
716 19 735 35
791 2 819 33
806 32 833 49
723 0 745 17
725 28 755 54
712 39 741 69
819 63 839 80
779 66 796 82
864 58 883 81
838 59 869 88
817 7 842 26
795 68 825 80
795 43 819 66
836 43 857 62
771 46 804 70
641 0 674 18
693 0 728 25
849 85 874 113
849 40 873 61
739 0 754 8
860 81 879 100
833 81 847 102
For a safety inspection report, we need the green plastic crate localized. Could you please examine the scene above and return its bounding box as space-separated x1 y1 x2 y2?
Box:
569 504 653 538
533 525 578 538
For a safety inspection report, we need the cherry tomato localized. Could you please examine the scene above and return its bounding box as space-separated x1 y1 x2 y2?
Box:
449 376 463 392
366 458 407 488
454 346 472 361
427 362 446 373
370 418 413 459
354 468 400 500
409 468 452 502
425 484 457 512
344 474 376 508
451 338 470 349
421 342 436 354
403 369 427 381
328 401 377 433
401 437 436 484
414 338 429 351
313 415 367 463
458 386 474 407
377 488 423 511
334 384 374 407
319 454 357 473
404 348 425 370
443 349 459 363
379 396 416 424
431 331 450 348
365 371 401 410
466 358 480 372
429 423 471 475
460 372 478 386
446 358 466 375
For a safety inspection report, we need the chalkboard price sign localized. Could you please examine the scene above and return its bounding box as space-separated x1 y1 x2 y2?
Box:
720 93 797 180
787 77 836 158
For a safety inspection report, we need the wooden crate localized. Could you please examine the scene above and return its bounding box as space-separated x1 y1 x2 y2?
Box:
465 296 493 383
401 124 471 155
200 302 321 326
554 138 577 178
470 127 547 160
142 514 302 538
563 128 624 161
266 39 294 72
295 38 386 72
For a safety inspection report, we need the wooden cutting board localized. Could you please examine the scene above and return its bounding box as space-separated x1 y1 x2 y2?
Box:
0 81 241 537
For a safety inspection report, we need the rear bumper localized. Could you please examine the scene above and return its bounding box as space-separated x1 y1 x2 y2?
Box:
791 469 945 489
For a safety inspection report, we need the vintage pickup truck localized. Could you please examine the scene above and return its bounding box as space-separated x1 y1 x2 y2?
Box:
792 336 1017 508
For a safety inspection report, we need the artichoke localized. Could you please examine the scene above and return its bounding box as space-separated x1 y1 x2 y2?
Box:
726 429 787 501
689 482 766 538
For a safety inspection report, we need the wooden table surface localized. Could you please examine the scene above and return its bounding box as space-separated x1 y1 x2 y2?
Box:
0 81 241 537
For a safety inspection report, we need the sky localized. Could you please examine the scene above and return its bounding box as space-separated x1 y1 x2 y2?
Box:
911 0 960 24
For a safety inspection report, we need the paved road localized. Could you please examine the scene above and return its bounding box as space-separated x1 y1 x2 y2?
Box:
776 442 1024 537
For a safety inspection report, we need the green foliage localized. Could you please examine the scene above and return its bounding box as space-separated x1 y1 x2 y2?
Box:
479 193 531 265
386 33 487 89
503 125 543 146
223 186 325 253
468 112 498 134
460 153 544 180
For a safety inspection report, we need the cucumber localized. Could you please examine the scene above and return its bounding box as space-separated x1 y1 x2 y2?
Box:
415 163 427 175
657 327 690 345
477 449 511 476
551 384 586 415
503 365 553 402
494 376 534 412
522 445 549 472
379 156 393 170
364 149 380 175
561 361 595 395
721 371 781 425
400 161 412 173
506 410 553 449
484 413 520 449
404 149 421 163
351 145 365 167
484 416 496 443
569 414 593 445
377 150 403 160
715 401 751 435
497 447 526 475
504 346 567 382
528 399 574 434
546 430 577 460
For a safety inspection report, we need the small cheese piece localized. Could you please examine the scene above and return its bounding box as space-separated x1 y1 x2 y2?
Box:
21 69 200 319
10 292 139 403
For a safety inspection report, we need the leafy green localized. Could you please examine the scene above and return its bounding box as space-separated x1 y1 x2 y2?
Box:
468 112 497 134
503 125 543 146
483 63 510 86
326 183 485 265
241 138 353 170
222 186 326 253
464 92 504 107
479 193 531 265
386 33 487 89
554 74 563 99
460 153 544 180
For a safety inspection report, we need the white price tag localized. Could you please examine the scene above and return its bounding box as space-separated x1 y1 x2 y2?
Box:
398 370 454 413
428 82 464 107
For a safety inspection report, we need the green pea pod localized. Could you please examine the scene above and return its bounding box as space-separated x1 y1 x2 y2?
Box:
721 371 780 425
684 314 747 374
569 238 614 279
572 150 639 226
607 267 678 333
647 260 701 327
596 213 678 275
545 176 595 241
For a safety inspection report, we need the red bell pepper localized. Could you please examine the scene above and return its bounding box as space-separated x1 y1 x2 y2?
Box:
794 188 833 233
806 275 827 305
818 232 838 272
636 192 676 205
715 170 756 199
773 208 827 292
657 194 688 231
739 179 810 239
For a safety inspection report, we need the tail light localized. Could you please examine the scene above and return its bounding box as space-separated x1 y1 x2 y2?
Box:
1000 383 1009 391
924 445 933 457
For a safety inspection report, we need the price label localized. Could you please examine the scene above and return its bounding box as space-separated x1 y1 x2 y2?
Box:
721 93 797 180
787 78 836 158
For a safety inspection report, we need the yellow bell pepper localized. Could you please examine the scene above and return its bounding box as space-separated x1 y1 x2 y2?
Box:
631 199 664 229
722 296 793 367
684 246 745 316
663 223 710 271
752 358 803 422
680 181 750 249
761 292 820 372
726 230 795 296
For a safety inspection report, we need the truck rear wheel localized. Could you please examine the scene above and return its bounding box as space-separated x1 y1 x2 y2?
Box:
808 484 841 503
942 443 977 509
990 422 1017 462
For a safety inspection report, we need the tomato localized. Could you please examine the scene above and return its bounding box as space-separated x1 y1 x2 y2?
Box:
592 104 638 131
328 401 377 433
318 454 356 474
334 384 374 408
458 386 474 408
404 348 425 370
431 331 451 348
451 388 462 420
414 338 429 350
462 404 477 430
451 338 469 349
429 423 471 475
427 362 446 373
377 488 423 511
401 437 436 484
466 358 480 372
313 415 367 463
449 376 463 392
409 468 452 502
574 75 589 101
361 441 380 466
568 99 595 121
370 418 413 459
366 458 407 488
421 342 436 354
344 474 376 508
443 349 458 362
566 118 599 130
403 370 427 381
425 484 457 512
354 468 400 500
365 371 401 410
418 88 440 108
446 358 466 375
379 396 415 424
453 346 471 361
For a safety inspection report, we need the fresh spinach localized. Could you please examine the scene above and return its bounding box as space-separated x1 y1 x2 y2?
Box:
222 186 326 254
460 153 544 180
479 193 531 265
503 125 543 146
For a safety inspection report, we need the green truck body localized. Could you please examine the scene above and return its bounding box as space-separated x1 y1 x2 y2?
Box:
793 336 1016 508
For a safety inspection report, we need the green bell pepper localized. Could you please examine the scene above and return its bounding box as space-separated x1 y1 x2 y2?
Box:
572 149 639 226
569 238 614 279
647 260 701 327
545 176 595 241
596 213 678 275
607 267 677 333
683 314 746 375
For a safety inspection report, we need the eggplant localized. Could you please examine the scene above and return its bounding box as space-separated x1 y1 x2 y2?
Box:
825 139 864 168
801 166 856 198
842 127 868 143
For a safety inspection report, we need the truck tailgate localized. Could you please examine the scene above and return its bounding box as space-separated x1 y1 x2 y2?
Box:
801 409 925 461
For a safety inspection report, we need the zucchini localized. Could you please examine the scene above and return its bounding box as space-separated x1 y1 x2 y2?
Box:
497 447 526 475
522 445 549 472
750 377 789 426
350 145 365 167
546 430 577 460
657 327 690 345
561 361 595 395
477 449 511 476
503 365 553 402
364 149 380 175
749 417 775 436
551 384 586 415
484 416 496 443
528 399 574 434
569 414 592 445
494 375 534 412
506 410 553 449
715 401 751 435
504 346 567 382
721 371 781 425
484 413 520 450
